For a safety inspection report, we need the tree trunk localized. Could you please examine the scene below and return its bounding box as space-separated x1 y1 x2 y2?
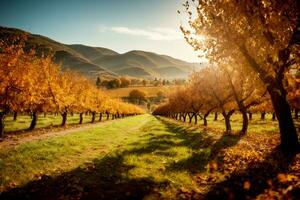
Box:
44 113 46 118
99 113 102 121
79 113 83 124
269 89 299 151
241 110 248 134
91 112 96 123
194 113 198 125
183 114 187 122
203 117 208 126
261 112 266 120
224 115 231 134
61 112 67 126
203 109 214 127
248 112 252 121
272 112 276 121
13 112 17 121
29 112 37 130
106 112 109 120
240 42 299 151
295 109 299 119
0 112 5 138
188 113 193 123
214 112 218 121
222 110 234 134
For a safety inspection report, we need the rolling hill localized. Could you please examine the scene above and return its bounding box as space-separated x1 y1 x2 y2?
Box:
0 26 200 79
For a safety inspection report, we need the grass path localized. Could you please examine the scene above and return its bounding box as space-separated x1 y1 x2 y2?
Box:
0 114 299 199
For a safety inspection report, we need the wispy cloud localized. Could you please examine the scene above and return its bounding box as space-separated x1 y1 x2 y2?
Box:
99 26 182 41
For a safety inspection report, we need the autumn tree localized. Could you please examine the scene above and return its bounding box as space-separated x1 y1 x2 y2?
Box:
129 89 146 104
168 87 191 122
0 33 29 136
22 54 60 130
222 64 266 133
182 0 300 150
197 67 235 133
188 75 209 125
120 76 131 87
107 78 121 89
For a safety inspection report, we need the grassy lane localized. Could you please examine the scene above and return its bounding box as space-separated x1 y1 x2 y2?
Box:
0 114 299 199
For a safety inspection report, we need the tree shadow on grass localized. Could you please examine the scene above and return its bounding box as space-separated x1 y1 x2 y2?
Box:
0 153 169 200
154 117 216 150
156 117 243 174
203 147 299 200
155 117 299 199
126 136 178 155
124 117 216 158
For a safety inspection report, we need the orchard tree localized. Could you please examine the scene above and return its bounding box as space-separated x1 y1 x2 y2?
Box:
47 70 78 126
189 72 214 126
0 33 30 136
129 89 146 104
120 76 131 87
168 87 191 122
182 0 300 150
222 64 266 134
22 54 59 130
200 67 235 133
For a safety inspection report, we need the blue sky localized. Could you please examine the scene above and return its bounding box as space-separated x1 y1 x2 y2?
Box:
0 0 201 62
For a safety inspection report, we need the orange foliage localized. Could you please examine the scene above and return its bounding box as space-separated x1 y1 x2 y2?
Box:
0 34 144 134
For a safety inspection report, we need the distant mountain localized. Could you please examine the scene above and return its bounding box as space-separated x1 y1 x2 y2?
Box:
0 26 201 79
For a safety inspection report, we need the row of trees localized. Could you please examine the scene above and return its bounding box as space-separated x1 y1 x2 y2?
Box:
153 65 299 138
176 0 300 151
96 76 131 89
0 34 144 137
96 76 186 89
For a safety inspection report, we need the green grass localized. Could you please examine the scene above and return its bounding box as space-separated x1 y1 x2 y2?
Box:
0 115 149 190
0 114 298 199
4 113 109 132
